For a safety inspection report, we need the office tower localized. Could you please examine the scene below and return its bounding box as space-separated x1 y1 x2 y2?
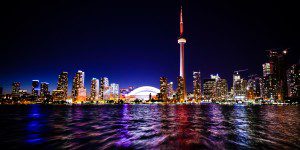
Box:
159 77 168 101
178 6 187 101
203 79 216 101
40 82 50 98
12 82 21 95
110 83 119 101
233 73 247 101
167 82 174 99
193 72 201 102
72 70 86 102
246 79 255 100
100 77 110 100
216 78 228 101
177 76 184 102
263 63 274 76
32 80 40 97
287 64 300 98
90 78 99 100
254 77 263 98
264 49 288 100
57 72 68 100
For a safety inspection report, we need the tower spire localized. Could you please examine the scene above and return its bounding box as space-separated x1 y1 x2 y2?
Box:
180 5 184 37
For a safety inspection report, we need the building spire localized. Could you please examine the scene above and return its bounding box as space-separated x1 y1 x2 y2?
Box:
180 5 184 37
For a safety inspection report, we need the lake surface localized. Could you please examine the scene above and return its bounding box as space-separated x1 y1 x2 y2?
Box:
0 104 299 149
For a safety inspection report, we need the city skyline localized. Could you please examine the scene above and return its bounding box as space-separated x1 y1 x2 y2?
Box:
1 0 299 94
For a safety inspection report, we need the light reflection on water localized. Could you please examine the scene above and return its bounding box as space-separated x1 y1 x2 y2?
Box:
0 104 299 149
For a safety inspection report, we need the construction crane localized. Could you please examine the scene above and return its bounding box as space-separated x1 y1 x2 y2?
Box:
234 69 248 75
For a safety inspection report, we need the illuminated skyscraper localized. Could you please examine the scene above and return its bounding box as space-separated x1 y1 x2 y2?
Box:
32 80 40 97
287 64 300 98
100 77 110 100
90 78 99 100
178 6 187 101
12 82 21 95
233 73 247 101
159 77 168 101
203 79 215 101
263 63 274 76
40 82 50 98
110 83 119 101
216 78 228 101
72 70 86 102
167 82 174 99
193 72 201 102
263 49 288 100
57 72 68 100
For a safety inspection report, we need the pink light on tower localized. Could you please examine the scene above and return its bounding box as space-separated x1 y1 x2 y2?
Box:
178 5 187 101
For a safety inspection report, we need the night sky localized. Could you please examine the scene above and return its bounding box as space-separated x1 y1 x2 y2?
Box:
1 0 299 94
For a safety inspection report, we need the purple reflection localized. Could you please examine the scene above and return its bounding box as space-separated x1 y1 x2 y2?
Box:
115 104 132 148
26 105 44 144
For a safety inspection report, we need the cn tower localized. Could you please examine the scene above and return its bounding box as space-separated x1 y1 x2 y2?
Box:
178 6 187 101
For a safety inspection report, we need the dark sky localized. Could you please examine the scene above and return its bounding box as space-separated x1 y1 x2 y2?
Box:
1 0 299 94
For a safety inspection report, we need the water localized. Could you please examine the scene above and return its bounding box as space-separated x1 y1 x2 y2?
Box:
0 104 299 149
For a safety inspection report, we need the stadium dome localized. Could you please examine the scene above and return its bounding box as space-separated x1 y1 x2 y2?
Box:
127 86 160 100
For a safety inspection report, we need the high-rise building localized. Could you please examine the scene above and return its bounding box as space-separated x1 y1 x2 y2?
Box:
159 77 168 101
32 80 40 97
287 64 300 98
12 82 21 95
40 82 50 98
203 79 216 101
263 49 288 100
57 72 68 100
193 72 201 102
233 73 247 101
100 77 110 100
177 76 184 102
178 6 187 101
263 63 274 77
215 78 228 101
72 70 86 102
167 82 174 99
110 83 119 101
90 78 99 100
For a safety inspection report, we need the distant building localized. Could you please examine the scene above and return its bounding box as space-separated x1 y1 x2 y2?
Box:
167 82 175 99
263 63 274 77
110 83 119 101
40 82 50 98
57 72 68 100
159 77 168 101
263 49 289 100
215 78 228 101
233 73 247 101
193 72 201 102
90 78 99 100
72 70 86 102
12 82 21 96
100 77 110 100
287 64 300 98
203 79 215 101
32 80 40 97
